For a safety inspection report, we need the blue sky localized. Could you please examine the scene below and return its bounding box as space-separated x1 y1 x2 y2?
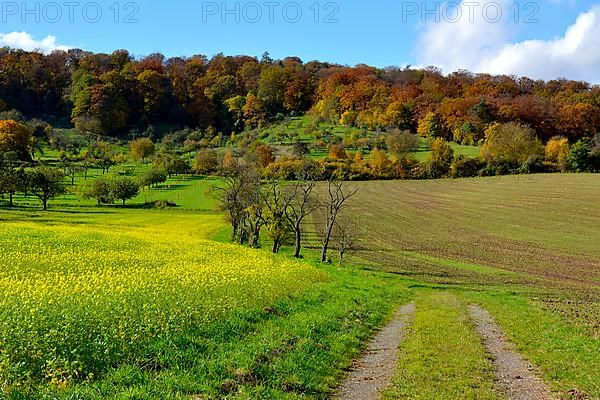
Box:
2 0 600 81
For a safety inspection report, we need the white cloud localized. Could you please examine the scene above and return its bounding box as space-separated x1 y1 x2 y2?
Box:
0 31 70 53
416 2 600 83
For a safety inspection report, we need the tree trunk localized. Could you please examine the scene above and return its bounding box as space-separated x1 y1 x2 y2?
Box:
250 228 261 248
9 192 13 207
122 199 126 205
272 238 281 254
320 220 335 262
231 223 238 242
42 197 48 211
293 226 302 258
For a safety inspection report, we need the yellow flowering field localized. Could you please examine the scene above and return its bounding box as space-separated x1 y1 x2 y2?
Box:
0 213 323 390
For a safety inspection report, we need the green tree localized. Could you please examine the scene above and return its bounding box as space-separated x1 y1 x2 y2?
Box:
139 168 168 189
0 163 26 207
83 178 114 205
417 112 443 139
153 152 189 177
28 167 66 210
111 177 140 205
567 139 592 172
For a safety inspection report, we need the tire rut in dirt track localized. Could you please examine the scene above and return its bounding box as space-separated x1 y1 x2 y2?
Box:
469 305 554 400
333 302 416 400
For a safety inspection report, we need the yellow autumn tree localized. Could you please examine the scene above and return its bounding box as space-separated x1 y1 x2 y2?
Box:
0 120 32 161
130 138 155 163
545 136 570 171
369 148 392 178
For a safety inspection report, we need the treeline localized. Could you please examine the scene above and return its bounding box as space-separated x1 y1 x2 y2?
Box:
1 47 599 144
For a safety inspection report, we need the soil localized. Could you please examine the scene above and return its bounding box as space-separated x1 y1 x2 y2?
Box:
469 305 554 400
333 303 416 400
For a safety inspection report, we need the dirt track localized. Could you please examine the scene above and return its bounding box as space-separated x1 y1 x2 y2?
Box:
469 305 553 400
334 303 415 400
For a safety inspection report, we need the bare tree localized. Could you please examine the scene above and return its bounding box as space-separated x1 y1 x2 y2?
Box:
283 178 318 258
262 181 293 254
331 215 359 265
242 198 265 248
319 179 358 263
213 164 261 243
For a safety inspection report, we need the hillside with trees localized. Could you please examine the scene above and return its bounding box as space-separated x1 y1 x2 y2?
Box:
1 47 600 206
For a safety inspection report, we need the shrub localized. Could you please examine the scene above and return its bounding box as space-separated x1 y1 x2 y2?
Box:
450 156 486 178
425 138 454 178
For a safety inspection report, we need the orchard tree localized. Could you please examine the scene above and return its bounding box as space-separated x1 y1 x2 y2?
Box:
284 178 317 258
385 129 419 159
28 167 66 210
261 181 292 254
111 177 140 205
0 163 26 207
153 152 189 177
256 144 276 168
139 168 168 189
83 178 114 205
319 179 358 263
214 164 261 242
195 149 219 174
331 215 359 265
130 138 155 163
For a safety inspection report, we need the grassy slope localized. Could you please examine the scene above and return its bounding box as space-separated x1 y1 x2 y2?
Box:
259 116 480 161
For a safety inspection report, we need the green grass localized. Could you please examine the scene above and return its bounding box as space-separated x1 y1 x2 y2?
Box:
49 267 406 400
385 290 500 400
464 291 600 398
0 206 409 399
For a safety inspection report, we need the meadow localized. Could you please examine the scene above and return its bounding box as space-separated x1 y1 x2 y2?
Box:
1 168 599 399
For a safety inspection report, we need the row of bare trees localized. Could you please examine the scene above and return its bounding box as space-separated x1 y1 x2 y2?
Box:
215 164 358 262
